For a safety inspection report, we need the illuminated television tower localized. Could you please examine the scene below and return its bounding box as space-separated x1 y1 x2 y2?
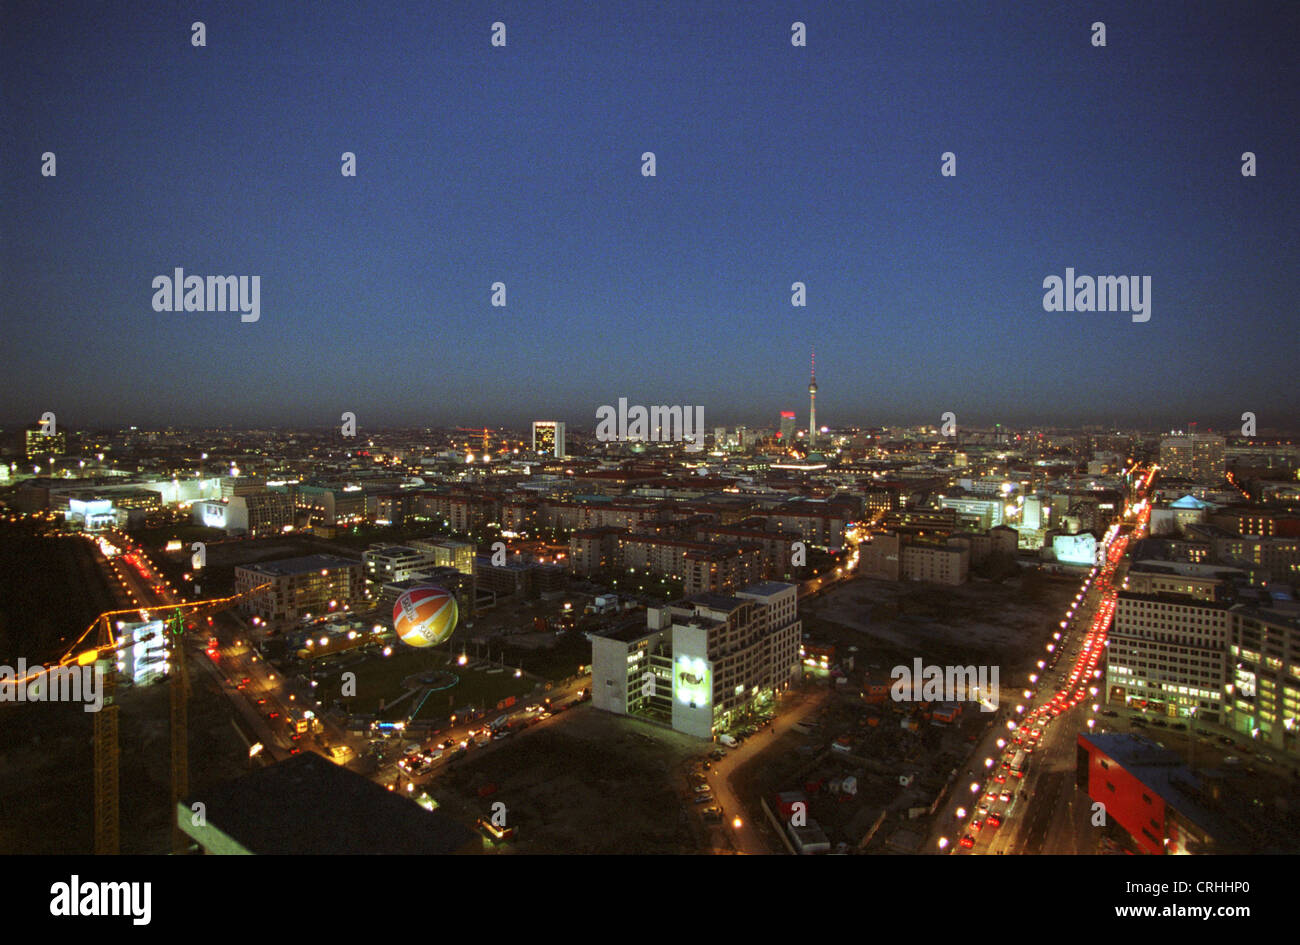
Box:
808 347 818 449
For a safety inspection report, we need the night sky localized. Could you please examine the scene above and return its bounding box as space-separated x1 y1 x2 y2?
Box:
3 0 1297 432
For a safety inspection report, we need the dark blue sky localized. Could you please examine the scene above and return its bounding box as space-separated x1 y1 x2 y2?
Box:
3 0 1297 433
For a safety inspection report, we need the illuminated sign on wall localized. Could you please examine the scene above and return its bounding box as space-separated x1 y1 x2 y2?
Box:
67 498 116 530
119 620 169 685
1053 532 1097 566
1234 665 1257 698
199 502 228 529
674 655 711 707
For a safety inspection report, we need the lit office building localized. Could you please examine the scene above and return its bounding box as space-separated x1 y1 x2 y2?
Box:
1105 586 1230 722
532 421 565 458
1224 603 1300 757
939 496 1005 530
295 483 368 526
407 537 476 576
779 411 796 444
23 424 67 464
591 581 801 738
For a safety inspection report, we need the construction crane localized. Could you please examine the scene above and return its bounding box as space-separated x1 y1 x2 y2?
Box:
33 582 271 854
454 426 494 454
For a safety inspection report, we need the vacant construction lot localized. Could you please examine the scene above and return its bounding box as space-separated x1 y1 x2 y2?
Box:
430 707 707 854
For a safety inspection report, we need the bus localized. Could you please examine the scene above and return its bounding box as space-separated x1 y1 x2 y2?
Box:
1009 750 1028 778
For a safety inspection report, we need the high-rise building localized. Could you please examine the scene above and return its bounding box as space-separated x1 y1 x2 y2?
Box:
590 581 801 738
807 350 818 449
1106 578 1230 722
1160 434 1225 482
779 411 796 444
532 420 565 458
24 422 66 463
1225 603 1300 754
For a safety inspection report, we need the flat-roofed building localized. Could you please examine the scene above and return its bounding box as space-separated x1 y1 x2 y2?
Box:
1076 732 1246 854
408 537 476 576
568 526 625 576
861 531 968 585
363 544 438 587
939 495 1004 530
1225 602 1300 757
1106 588 1231 722
532 420 565 458
591 582 801 738
235 554 365 630
179 752 479 854
683 544 765 595
1160 434 1226 483
192 491 295 537
295 483 369 526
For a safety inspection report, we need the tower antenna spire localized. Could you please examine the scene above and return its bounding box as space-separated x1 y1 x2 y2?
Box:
808 347 818 449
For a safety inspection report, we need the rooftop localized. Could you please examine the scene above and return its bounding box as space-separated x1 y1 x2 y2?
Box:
737 580 797 598
180 752 478 854
598 615 657 644
238 553 361 576
1078 732 1246 850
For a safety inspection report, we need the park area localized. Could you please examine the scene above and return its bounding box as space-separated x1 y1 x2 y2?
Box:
306 645 540 722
